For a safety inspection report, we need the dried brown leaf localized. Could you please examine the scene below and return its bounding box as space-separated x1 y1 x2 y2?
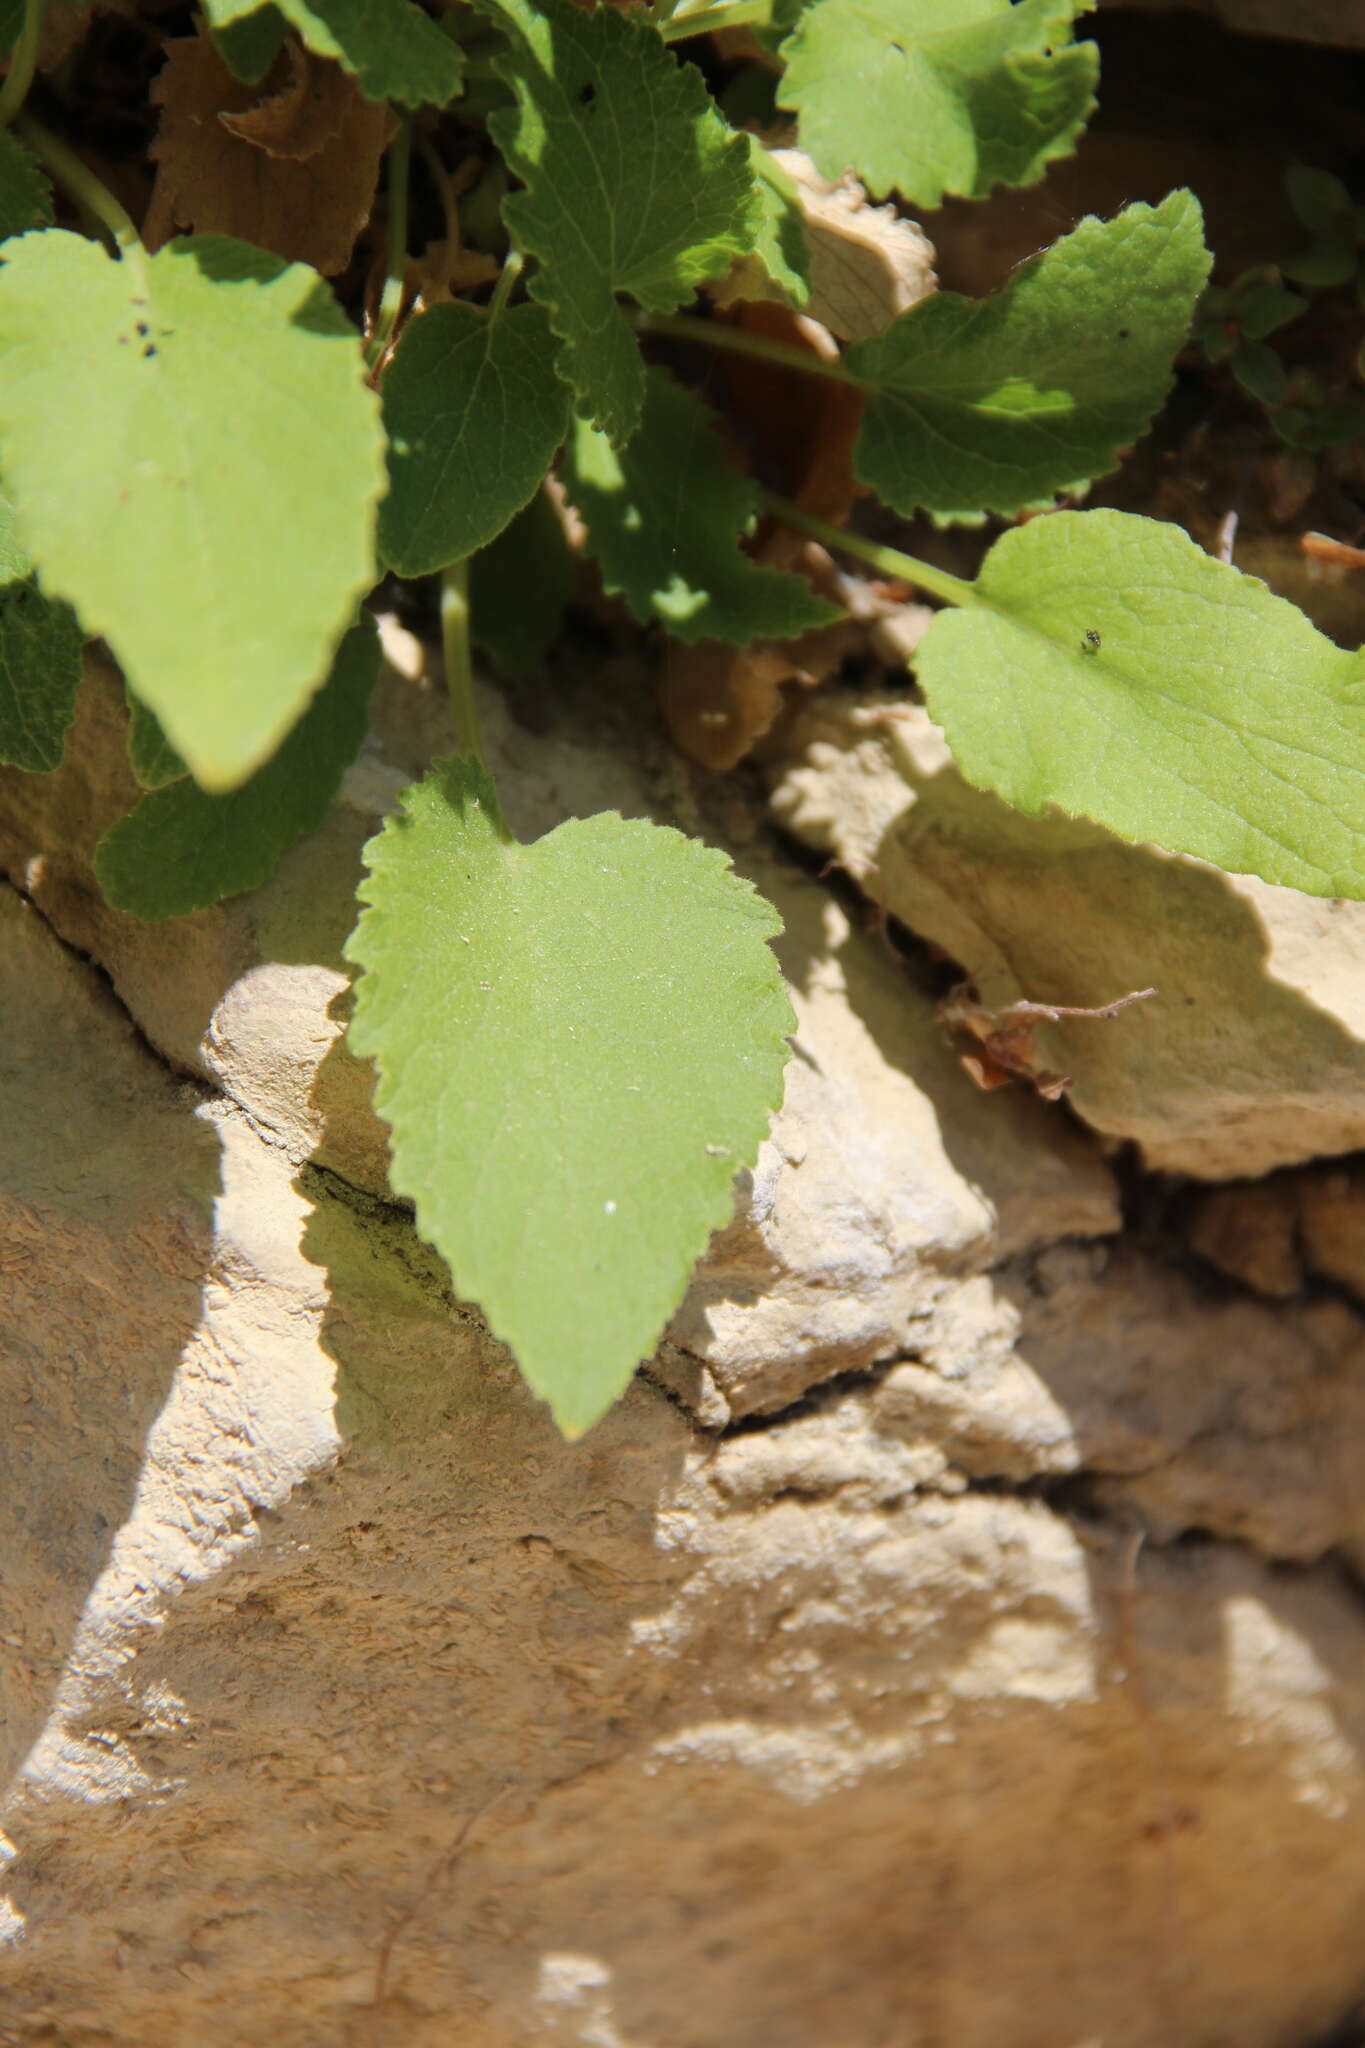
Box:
661 617 868 770
219 42 350 160
148 30 394 277
941 983 1156 1103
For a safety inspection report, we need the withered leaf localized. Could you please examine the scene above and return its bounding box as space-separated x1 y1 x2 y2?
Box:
148 30 393 276
941 983 1156 1103
218 39 350 159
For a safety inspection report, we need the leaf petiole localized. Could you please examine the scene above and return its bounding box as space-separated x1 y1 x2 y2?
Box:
366 119 412 372
0 0 42 128
15 113 143 267
635 307 860 386
754 489 983 610
441 558 483 761
488 247 524 319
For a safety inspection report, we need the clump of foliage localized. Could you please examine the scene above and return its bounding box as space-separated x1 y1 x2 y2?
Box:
1194 168 1365 449
0 0 1360 1433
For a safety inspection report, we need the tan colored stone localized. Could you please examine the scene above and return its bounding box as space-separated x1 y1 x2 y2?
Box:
769 697 1365 1179
1299 1163 1365 1303
7 837 1365 2046
1186 1176 1303 1297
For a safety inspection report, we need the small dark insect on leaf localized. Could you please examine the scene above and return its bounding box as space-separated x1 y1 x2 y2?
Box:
1081 627 1101 654
577 82 595 105
940 982 1156 1101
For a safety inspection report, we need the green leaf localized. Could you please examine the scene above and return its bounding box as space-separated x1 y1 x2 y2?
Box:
0 231 384 791
1230 337 1286 406
778 0 1098 207
0 491 83 774
201 0 463 102
564 367 839 642
0 131 52 243
95 617 378 919
913 508 1365 898
747 140 811 306
470 489 573 679
209 4 290 84
378 301 570 578
1235 280 1306 340
484 0 755 444
126 693 187 789
847 194 1209 522
345 758 793 1434
1283 242 1357 288
1285 166 1355 240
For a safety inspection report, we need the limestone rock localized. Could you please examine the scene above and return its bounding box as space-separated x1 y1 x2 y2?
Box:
0 646 1120 1431
768 697 1365 1179
669 865 1119 1418
8 651 1365 2047
1184 1159 1365 1310
5 879 1365 2047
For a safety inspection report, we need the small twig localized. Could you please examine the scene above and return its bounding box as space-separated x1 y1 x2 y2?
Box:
995 987 1157 1026
1115 1530 1188 2040
370 1787 508 2041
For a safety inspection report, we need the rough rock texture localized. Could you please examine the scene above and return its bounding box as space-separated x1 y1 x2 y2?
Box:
768 697 1365 1180
6 650 1365 2046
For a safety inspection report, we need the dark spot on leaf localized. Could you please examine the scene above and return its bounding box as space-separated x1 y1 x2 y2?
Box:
889 39 904 53
143 343 157 359
577 81 595 106
1082 629 1101 654
136 320 150 337
1117 328 1130 340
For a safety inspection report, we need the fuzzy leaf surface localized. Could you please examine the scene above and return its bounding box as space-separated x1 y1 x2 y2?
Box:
0 131 52 242
915 508 1365 897
0 492 83 773
201 0 462 102
379 300 570 576
564 368 838 642
849 194 1209 520
485 0 754 443
779 0 1097 206
96 617 377 918
346 758 794 1434
0 231 383 790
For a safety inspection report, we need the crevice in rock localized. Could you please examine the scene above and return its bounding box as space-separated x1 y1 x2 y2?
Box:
0 869 211 1100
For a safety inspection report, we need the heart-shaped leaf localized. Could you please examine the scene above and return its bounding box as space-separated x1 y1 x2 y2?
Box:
345 758 794 1434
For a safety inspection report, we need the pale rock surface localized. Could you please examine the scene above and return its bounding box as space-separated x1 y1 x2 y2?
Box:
7 656 1365 2045
768 696 1365 1179
0 646 1120 1426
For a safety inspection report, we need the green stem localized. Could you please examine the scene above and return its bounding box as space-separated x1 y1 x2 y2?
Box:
635 308 860 387
366 120 412 370
488 246 523 319
755 489 983 610
658 0 772 39
0 0 42 128
16 113 143 264
441 559 482 760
